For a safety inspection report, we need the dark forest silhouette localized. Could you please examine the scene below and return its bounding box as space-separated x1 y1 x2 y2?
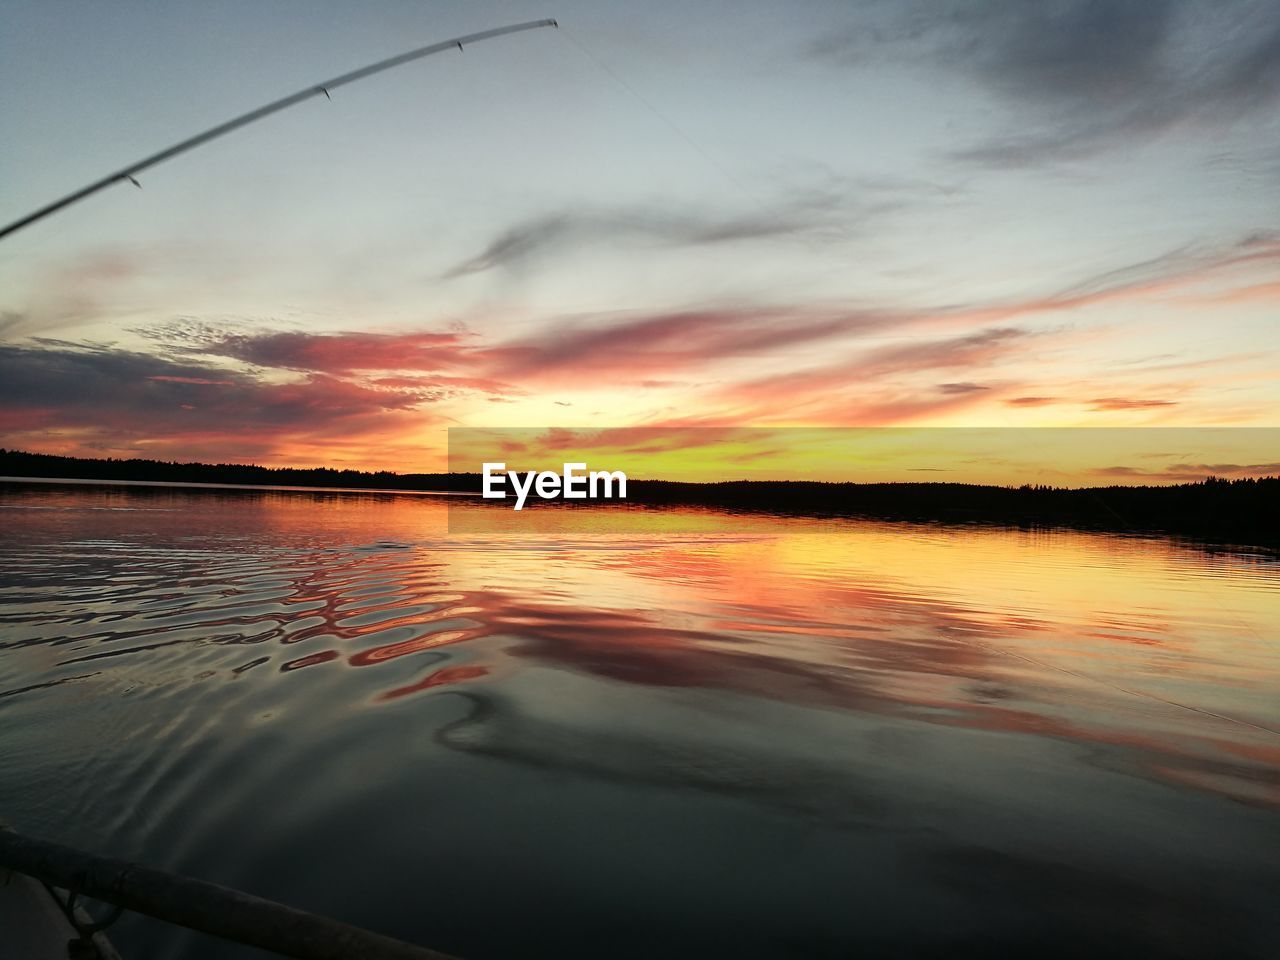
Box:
0 448 474 491
2 448 1275 545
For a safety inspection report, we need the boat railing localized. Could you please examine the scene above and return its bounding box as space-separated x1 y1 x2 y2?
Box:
0 826 459 960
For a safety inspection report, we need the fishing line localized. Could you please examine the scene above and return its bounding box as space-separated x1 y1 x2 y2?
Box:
554 25 769 213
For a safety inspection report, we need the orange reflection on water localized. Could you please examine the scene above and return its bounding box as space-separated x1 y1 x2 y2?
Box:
377 665 490 702
348 629 475 667
427 510 1280 807
5 487 1276 810
4 485 1278 959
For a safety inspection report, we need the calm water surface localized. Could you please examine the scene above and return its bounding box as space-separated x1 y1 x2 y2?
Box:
1 482 1278 958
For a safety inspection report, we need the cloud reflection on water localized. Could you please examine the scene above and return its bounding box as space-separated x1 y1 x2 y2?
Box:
1 485 1279 957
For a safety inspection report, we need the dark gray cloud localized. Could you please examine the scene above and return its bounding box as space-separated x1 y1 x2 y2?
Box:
0 341 428 442
443 190 871 278
961 0 1178 107
810 0 1280 166
205 329 479 375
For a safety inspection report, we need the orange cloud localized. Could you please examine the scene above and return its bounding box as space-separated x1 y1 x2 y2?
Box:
1089 397 1179 411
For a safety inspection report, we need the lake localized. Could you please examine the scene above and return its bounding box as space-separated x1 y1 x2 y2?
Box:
1 481 1278 958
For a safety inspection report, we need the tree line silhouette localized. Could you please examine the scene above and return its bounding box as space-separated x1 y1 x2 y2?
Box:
0 448 475 491
2 448 1275 545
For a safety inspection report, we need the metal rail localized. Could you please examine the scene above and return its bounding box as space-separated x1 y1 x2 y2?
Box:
0 827 460 960
0 18 557 241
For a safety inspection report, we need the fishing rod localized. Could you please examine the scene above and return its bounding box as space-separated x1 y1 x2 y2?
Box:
0 18 557 242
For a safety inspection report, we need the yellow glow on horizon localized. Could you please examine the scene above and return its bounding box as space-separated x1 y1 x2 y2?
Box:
448 427 1280 487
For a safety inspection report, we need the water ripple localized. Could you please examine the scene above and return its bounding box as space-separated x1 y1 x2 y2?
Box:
1 485 1278 959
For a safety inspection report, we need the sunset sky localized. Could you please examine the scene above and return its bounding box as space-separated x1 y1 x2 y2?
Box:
1 0 1277 476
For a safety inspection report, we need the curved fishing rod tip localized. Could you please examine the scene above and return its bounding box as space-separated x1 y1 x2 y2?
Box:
0 20 558 243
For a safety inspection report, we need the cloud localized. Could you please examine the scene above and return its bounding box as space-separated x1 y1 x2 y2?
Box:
6 218 1271 463
702 327 1033 424
1048 231 1280 303
1100 461 1280 481
809 0 1280 166
934 232 1280 329
937 382 990 395
1088 397 1178 411
1 250 144 338
0 312 29 338
207 329 480 375
848 327 1030 379
368 374 519 399
966 0 1177 105
1190 280 1280 304
1005 396 1058 407
451 426 773 471
472 230 1279 391
1005 393 1200 413
73 227 1280 407
1000 394 1186 413
0 341 439 462
148 374 236 386
169 306 896 391
442 190 869 278
488 306 895 385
